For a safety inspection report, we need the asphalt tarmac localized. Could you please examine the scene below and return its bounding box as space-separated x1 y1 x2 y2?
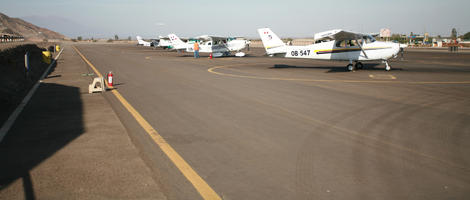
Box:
0 45 166 199
75 44 470 200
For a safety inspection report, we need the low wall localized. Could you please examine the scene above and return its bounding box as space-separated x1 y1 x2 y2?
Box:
0 44 56 124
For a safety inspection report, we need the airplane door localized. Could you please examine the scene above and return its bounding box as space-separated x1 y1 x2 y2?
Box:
201 41 211 53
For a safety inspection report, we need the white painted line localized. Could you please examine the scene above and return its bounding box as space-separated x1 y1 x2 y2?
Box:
0 48 64 143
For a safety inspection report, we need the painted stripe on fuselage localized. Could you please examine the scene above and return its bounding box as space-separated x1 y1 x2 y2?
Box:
315 47 392 54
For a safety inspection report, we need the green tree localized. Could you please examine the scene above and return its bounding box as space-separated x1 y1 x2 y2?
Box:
114 34 119 41
391 34 401 41
463 32 470 40
77 36 82 41
451 28 457 39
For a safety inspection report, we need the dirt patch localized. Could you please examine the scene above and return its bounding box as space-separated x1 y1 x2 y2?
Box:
0 43 57 125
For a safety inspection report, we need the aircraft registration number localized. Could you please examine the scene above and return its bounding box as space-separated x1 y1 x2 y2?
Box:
291 50 310 56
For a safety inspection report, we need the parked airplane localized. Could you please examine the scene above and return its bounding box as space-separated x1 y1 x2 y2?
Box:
168 34 250 57
258 28 402 71
136 36 152 47
157 36 173 49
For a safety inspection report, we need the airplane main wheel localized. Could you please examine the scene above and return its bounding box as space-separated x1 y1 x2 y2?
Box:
347 64 355 71
355 62 363 69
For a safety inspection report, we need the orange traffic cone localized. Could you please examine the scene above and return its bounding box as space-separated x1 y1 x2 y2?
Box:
209 53 213 59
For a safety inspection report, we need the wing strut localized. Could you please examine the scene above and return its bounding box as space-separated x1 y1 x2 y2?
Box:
355 39 368 59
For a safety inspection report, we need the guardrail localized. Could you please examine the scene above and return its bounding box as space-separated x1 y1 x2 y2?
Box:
0 35 25 43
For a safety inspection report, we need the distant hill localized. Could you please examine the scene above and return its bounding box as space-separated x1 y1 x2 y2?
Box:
0 12 65 40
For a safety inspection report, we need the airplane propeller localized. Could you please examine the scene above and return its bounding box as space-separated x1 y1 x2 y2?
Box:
399 47 405 61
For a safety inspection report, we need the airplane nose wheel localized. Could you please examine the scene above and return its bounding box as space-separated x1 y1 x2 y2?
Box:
384 61 391 71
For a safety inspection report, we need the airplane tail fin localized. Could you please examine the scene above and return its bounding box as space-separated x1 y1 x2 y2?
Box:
257 28 286 55
168 34 186 47
136 36 145 44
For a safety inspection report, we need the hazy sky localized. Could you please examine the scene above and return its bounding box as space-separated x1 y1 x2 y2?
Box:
2 0 470 39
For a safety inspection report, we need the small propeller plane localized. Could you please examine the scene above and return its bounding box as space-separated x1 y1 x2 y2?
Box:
136 36 152 47
156 36 173 49
168 34 250 57
258 28 403 71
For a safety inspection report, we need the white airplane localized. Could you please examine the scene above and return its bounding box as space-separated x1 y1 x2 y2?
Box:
258 28 402 71
157 36 173 49
136 36 152 47
168 34 250 57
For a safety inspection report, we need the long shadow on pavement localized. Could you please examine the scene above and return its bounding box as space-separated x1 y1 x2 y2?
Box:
271 64 402 73
0 82 84 199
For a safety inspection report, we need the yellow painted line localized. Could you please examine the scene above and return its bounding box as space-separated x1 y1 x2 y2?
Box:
208 64 470 85
369 74 397 80
73 46 221 200
207 62 469 170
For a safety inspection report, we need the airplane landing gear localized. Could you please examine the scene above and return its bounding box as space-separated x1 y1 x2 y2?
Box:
355 62 363 69
347 64 355 71
347 61 363 71
384 60 391 71
347 60 355 71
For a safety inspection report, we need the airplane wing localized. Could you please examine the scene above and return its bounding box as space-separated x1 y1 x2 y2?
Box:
197 35 227 42
314 29 365 41
369 33 380 37
314 29 370 58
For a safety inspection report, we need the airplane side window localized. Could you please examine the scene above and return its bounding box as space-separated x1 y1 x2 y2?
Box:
336 40 344 47
357 39 364 45
348 40 357 47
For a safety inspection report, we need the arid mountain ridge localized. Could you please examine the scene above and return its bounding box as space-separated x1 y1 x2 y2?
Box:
0 12 65 40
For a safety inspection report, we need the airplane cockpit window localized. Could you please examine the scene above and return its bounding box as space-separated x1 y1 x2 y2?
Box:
336 40 358 47
335 40 344 47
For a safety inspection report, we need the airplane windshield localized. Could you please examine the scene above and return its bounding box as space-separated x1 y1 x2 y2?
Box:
363 35 376 43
